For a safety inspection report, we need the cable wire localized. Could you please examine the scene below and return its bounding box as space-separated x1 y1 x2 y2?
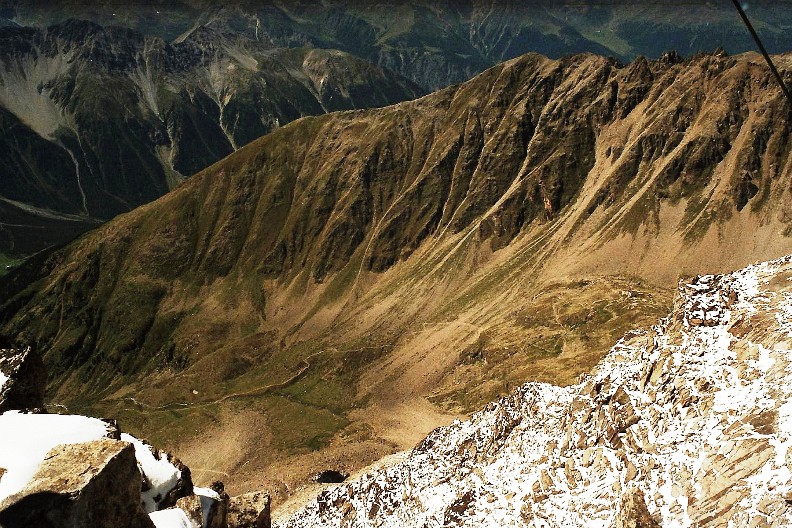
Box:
731 0 792 106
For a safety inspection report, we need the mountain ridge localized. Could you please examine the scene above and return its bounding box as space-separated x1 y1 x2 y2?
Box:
7 0 792 91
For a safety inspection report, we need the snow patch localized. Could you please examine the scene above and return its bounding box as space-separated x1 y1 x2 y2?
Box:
121 433 182 513
195 486 220 527
149 507 199 528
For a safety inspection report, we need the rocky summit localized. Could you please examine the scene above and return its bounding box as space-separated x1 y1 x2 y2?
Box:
0 346 271 528
276 255 792 527
0 408 271 528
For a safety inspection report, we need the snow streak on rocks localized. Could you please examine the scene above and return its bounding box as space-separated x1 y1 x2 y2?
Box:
122 433 192 513
279 255 792 528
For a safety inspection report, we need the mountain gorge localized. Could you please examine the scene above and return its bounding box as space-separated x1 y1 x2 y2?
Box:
2 47 792 498
0 18 422 255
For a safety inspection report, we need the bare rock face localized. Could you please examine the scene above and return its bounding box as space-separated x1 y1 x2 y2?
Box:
0 438 154 528
228 491 271 528
208 481 230 528
174 494 204 527
0 346 45 412
615 488 659 528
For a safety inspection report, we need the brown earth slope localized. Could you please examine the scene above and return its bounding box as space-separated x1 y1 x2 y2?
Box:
2 50 792 502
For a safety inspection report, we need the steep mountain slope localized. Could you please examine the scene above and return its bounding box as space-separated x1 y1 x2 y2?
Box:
3 49 792 497
5 0 792 90
277 254 792 527
0 19 422 255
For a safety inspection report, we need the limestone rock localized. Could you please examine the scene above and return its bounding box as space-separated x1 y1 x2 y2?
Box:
227 491 272 528
0 346 46 412
0 438 154 528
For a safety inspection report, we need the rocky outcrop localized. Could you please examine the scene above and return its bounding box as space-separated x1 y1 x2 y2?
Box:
157 453 193 510
0 407 236 528
0 439 154 528
227 491 271 528
278 255 792 526
207 482 230 528
163 483 272 528
122 433 194 513
174 493 206 527
0 346 45 412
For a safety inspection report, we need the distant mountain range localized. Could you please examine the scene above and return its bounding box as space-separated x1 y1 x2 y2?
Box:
5 0 792 91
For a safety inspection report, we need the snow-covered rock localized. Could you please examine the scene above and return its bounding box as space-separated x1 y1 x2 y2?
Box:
277 255 792 528
0 412 198 526
123 433 194 512
177 484 227 528
0 438 154 528
0 343 251 528
0 412 116 502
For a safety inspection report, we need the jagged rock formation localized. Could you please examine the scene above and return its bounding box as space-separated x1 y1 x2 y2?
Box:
3 49 792 494
0 19 422 255
0 346 271 528
121 433 194 512
277 255 792 527
175 484 227 528
0 409 270 528
0 346 45 412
